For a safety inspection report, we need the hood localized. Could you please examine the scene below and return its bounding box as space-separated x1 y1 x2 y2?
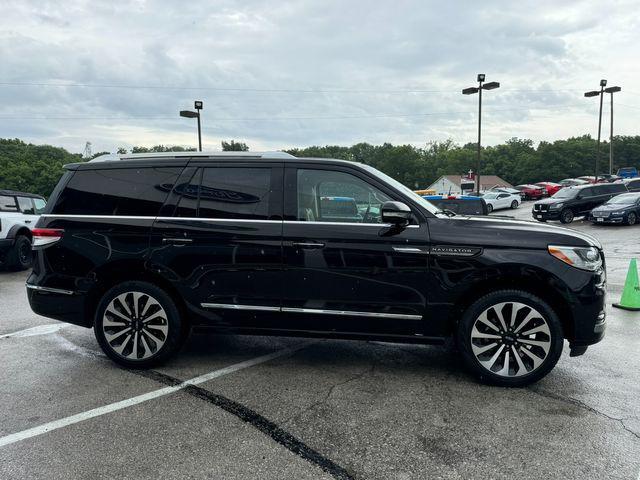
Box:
534 197 566 206
429 215 601 250
592 203 632 212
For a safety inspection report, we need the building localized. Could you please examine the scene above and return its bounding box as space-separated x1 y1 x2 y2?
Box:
425 173 513 195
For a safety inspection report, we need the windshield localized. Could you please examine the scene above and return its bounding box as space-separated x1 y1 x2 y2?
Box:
606 194 638 205
552 188 578 199
360 164 441 215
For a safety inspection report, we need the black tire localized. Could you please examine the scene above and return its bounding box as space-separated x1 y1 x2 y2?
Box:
456 290 564 387
628 212 637 226
7 235 33 271
487 204 493 213
559 208 574 224
510 200 518 209
94 281 185 368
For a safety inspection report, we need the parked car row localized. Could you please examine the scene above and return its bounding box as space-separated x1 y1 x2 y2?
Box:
531 181 639 224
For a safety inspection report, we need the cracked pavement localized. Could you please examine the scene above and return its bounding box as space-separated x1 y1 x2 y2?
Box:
1 206 639 479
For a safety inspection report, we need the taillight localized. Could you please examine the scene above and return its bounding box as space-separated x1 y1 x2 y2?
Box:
32 228 64 247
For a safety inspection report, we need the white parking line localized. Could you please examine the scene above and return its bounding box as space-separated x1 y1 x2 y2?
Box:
0 341 312 448
0 324 66 339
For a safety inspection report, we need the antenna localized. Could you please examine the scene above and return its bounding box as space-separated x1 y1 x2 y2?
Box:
83 141 93 159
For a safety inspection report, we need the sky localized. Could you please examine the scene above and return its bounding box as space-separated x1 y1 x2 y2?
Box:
0 0 638 154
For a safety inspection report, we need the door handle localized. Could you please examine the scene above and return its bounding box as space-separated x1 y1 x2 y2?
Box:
25 220 32 224
162 237 193 244
293 242 325 249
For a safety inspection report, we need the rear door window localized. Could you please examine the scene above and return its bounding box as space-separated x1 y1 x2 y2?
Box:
0 195 18 212
17 197 35 214
610 183 627 194
52 167 182 216
198 167 272 220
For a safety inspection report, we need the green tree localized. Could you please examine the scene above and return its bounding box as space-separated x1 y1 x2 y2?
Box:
221 140 249 151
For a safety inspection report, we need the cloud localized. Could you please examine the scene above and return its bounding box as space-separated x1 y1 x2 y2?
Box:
0 0 637 153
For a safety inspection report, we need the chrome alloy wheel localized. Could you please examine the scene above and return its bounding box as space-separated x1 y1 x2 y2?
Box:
102 291 169 360
470 302 551 377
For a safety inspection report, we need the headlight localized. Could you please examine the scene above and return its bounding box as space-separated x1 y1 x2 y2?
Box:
548 245 602 271
550 203 564 209
611 211 624 215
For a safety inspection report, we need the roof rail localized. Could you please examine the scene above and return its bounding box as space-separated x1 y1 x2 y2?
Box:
89 151 296 162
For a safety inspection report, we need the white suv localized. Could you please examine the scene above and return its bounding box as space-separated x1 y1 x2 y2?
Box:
0 190 46 270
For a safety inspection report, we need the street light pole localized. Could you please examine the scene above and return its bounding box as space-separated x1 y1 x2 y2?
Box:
463 74 500 196
477 78 482 196
604 86 622 175
194 100 203 152
585 80 607 180
180 100 204 152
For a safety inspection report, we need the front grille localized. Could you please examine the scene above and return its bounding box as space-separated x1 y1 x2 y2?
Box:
593 211 609 218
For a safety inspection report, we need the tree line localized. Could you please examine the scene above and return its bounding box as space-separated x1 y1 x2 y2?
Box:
1 136 639 197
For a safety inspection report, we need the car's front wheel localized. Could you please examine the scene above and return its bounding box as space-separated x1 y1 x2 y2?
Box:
94 281 185 368
487 204 493 213
457 290 564 387
510 200 519 209
627 212 637 225
559 208 574 224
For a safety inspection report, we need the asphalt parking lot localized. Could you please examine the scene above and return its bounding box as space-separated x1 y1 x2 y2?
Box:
1 205 639 480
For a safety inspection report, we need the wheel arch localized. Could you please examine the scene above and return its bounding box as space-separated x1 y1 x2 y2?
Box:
84 260 189 330
445 265 575 340
7 224 33 241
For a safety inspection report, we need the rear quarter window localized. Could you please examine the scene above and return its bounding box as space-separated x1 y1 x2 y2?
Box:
0 195 18 212
51 167 182 216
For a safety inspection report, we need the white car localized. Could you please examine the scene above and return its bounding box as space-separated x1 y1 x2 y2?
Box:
0 190 46 270
482 191 520 213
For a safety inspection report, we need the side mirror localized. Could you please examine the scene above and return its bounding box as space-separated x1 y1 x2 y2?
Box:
381 201 411 226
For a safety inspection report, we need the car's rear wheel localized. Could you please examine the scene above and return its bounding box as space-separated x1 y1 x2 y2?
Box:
487 204 493 213
559 208 574 224
7 235 32 271
457 290 564 387
510 200 518 209
627 212 637 225
94 281 184 368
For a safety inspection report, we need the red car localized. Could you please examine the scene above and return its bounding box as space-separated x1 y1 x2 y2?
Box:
514 184 545 200
535 182 563 196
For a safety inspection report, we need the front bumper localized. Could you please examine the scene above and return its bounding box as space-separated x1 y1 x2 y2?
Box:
0 237 14 252
531 209 562 221
589 214 625 224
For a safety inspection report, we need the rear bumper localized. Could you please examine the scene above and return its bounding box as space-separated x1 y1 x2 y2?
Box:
26 282 92 328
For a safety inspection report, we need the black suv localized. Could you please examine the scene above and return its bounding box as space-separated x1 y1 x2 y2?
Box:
532 182 627 224
27 152 607 386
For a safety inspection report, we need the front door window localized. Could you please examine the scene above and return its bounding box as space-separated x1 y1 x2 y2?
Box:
297 169 391 224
